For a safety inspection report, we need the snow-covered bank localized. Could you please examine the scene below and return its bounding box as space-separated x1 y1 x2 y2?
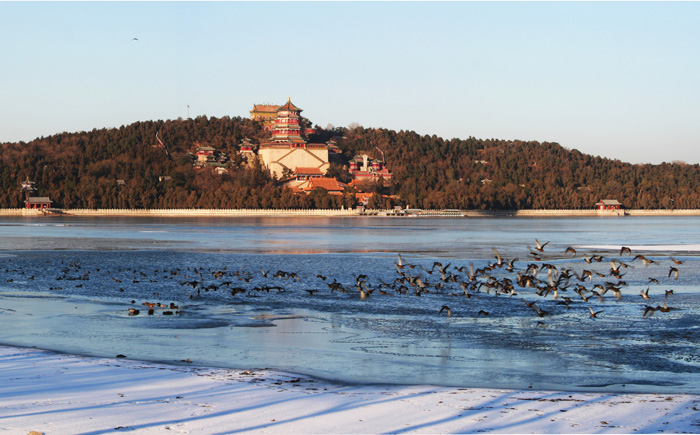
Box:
2 346 699 434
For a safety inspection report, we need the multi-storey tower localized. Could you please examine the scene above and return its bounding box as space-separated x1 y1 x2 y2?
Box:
257 99 329 179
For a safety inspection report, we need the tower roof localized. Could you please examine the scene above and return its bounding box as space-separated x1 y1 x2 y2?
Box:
251 104 280 112
278 98 302 113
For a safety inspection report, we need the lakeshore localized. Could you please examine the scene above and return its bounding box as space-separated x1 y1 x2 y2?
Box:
4 207 700 217
3 345 700 434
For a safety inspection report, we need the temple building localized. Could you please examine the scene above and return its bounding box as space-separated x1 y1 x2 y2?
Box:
348 153 392 183
249 104 280 131
256 99 330 179
192 144 228 173
25 196 52 210
596 199 623 210
296 177 347 195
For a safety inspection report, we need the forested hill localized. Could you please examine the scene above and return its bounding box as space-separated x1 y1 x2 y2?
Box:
1 115 698 210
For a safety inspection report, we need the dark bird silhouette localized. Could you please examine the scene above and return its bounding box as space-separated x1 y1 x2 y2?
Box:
492 249 504 268
620 246 632 256
669 267 679 280
633 255 655 266
590 290 605 302
583 254 604 264
565 246 577 256
181 280 199 288
640 287 650 300
609 260 626 279
528 251 543 261
589 306 603 319
669 257 683 265
230 287 246 296
578 269 593 282
643 305 656 317
396 253 405 269
439 305 452 317
524 300 547 317
459 281 473 298
534 239 549 252
658 302 675 313
665 289 675 298
535 239 549 252
645 302 676 316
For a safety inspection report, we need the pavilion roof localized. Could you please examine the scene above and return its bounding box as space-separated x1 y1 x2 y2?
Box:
597 199 622 205
25 197 51 203
293 167 324 176
307 177 345 192
278 98 302 112
251 104 280 112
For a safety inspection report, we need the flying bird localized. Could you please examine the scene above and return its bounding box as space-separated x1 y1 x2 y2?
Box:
439 305 452 317
534 239 550 252
669 267 679 280
633 254 654 266
589 306 603 319
640 287 650 300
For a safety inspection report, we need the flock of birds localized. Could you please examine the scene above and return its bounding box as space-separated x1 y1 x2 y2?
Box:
0 240 689 326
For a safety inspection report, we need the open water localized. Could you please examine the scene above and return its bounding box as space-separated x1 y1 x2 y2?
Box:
1 215 700 393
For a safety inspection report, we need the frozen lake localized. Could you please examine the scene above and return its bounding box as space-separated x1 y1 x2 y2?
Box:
1 215 699 393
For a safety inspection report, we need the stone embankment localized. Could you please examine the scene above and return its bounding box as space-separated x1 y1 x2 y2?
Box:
0 208 358 217
2 208 700 217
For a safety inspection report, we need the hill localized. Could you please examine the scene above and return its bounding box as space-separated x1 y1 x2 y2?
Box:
2 116 699 210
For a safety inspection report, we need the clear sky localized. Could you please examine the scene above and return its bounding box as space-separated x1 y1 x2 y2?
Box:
1 2 699 165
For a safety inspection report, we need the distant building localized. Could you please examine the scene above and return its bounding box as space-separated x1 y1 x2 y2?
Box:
596 199 622 210
250 99 391 195
239 137 255 153
257 99 330 179
195 146 216 163
193 145 229 172
355 192 374 206
21 177 36 192
25 197 52 209
249 104 280 131
348 153 392 182
292 167 324 181
302 177 346 195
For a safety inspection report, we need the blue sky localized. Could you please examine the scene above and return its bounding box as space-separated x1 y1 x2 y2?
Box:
1 2 698 164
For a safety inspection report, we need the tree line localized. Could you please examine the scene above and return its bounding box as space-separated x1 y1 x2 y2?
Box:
1 115 698 210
